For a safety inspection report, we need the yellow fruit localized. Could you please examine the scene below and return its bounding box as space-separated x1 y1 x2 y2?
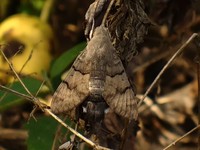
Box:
0 14 53 83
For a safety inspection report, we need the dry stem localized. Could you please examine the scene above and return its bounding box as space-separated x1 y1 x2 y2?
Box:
0 48 111 150
138 33 199 107
163 125 200 150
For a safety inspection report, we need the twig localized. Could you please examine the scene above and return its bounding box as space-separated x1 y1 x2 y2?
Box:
0 85 110 149
132 49 174 73
0 49 44 111
51 116 69 150
46 109 95 148
195 40 200 149
40 0 55 22
47 109 110 150
163 125 200 150
19 41 40 74
0 84 110 149
0 50 34 98
0 47 110 150
0 84 33 101
138 33 199 107
69 123 78 150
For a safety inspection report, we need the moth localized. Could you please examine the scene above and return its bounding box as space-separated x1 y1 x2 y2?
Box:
51 26 138 121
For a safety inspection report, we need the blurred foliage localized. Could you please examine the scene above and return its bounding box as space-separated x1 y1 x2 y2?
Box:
0 77 42 112
0 42 86 149
0 14 53 83
25 116 58 150
0 0 46 21
16 0 45 16
0 0 87 149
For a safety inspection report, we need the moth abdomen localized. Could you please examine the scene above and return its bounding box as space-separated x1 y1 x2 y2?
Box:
89 69 106 95
79 95 108 132
89 79 105 95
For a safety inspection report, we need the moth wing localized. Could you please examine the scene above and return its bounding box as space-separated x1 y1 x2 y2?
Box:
103 52 138 120
51 50 90 115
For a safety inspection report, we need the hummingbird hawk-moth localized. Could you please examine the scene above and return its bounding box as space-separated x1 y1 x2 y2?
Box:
51 26 138 121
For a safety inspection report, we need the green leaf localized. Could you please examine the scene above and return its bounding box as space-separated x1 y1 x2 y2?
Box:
18 0 44 16
31 1 45 12
50 42 86 88
25 116 77 150
25 116 58 150
0 77 42 112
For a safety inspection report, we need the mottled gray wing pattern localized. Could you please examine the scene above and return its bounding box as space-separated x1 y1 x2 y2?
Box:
103 51 138 120
51 50 90 115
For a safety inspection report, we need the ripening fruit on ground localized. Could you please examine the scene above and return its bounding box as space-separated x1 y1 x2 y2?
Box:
0 14 53 83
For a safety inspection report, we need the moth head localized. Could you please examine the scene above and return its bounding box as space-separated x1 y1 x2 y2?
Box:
92 25 110 39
